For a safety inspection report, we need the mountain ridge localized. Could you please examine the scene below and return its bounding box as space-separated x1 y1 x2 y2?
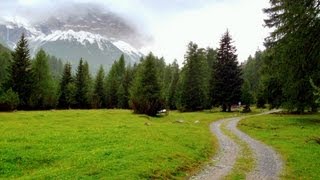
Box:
0 5 145 72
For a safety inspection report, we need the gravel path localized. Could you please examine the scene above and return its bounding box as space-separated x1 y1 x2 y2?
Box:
191 111 283 180
191 118 240 180
227 116 283 179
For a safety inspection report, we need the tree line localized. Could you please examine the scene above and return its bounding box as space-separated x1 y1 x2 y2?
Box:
0 0 319 115
0 31 244 115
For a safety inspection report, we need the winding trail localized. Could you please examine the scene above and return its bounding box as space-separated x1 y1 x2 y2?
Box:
191 111 283 180
192 118 240 180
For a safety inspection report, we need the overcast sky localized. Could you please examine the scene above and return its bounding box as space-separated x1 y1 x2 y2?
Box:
1 0 271 63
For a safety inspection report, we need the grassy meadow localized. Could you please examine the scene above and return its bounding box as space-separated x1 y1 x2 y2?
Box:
0 109 237 179
239 113 320 179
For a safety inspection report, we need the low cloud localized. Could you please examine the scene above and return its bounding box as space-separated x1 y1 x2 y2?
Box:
1 0 271 64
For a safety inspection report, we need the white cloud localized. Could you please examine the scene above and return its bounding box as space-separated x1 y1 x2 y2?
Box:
140 0 271 64
17 0 41 5
3 0 271 64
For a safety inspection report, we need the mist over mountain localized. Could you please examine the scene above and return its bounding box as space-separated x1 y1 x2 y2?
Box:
0 2 149 72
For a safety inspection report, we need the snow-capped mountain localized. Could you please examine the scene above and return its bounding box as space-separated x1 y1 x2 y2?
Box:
0 4 145 72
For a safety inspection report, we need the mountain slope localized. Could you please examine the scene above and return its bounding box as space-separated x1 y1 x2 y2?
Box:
0 4 145 72
0 42 10 53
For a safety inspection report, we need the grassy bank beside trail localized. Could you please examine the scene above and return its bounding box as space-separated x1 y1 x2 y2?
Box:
0 109 236 179
239 113 320 179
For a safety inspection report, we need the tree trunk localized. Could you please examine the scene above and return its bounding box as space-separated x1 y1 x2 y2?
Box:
227 104 231 112
222 104 227 112
297 106 304 114
311 104 318 113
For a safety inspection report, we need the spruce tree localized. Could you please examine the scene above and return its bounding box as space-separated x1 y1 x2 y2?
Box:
264 0 320 112
207 48 218 106
155 57 167 101
30 49 57 109
105 65 118 108
129 53 162 116
122 64 135 109
116 55 127 108
58 63 74 109
241 51 266 109
0 51 11 91
105 54 127 108
48 55 64 80
116 83 126 108
241 79 254 112
83 61 93 108
75 58 91 109
0 50 19 111
212 31 242 112
93 65 105 108
260 49 283 109
178 42 209 111
10 33 33 109
166 60 180 110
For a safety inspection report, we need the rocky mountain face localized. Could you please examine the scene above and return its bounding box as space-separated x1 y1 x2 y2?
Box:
0 4 145 72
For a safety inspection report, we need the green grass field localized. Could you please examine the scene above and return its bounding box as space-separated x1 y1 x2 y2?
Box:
239 113 320 179
0 109 237 179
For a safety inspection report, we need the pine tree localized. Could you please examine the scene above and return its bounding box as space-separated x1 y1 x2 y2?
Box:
0 51 11 91
117 83 126 108
10 33 33 109
93 65 105 108
116 55 127 108
105 54 127 108
166 60 180 110
260 49 284 109
105 65 118 108
178 42 209 111
129 53 162 116
241 79 254 112
155 57 167 100
206 47 217 73
122 64 135 109
75 58 91 109
264 0 320 112
58 63 74 109
48 55 64 79
83 61 93 108
212 31 242 112
207 48 218 106
30 49 57 109
0 50 19 111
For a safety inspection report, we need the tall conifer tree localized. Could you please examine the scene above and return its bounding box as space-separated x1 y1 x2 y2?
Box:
167 60 180 110
75 58 91 108
93 65 105 108
11 33 33 108
105 54 127 108
264 0 320 112
178 42 209 111
212 31 242 112
130 53 162 116
30 49 56 109
0 51 11 91
58 63 74 108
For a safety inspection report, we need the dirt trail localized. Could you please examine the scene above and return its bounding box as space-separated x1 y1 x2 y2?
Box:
191 118 240 180
191 111 283 180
